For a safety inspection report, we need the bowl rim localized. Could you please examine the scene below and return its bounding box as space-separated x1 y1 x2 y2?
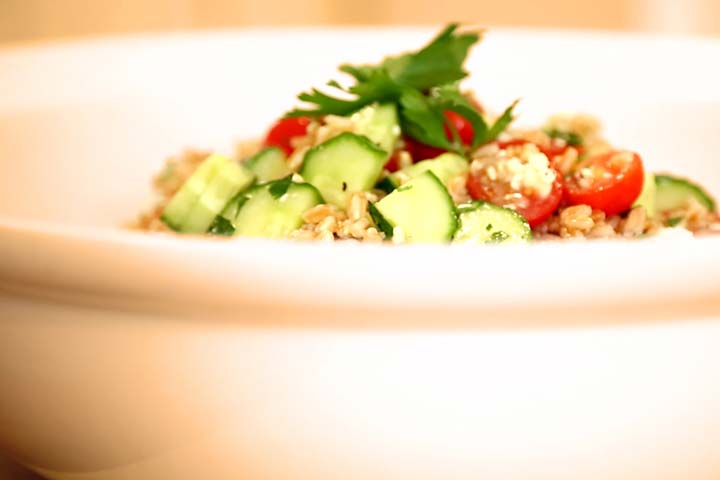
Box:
2 215 720 330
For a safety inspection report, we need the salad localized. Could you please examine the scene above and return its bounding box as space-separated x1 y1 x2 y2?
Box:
137 24 719 244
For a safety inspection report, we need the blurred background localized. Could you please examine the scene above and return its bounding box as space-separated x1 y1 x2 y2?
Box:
1 0 719 45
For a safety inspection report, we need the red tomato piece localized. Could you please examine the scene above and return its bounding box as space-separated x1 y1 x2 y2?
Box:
497 139 575 162
384 150 404 172
443 110 474 146
466 140 564 228
263 116 312 155
467 171 563 228
564 151 644 216
403 135 446 162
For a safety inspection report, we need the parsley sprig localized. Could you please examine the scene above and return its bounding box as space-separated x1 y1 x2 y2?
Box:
286 24 517 153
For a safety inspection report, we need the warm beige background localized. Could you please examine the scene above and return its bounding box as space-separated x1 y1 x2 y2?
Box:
1 0 719 44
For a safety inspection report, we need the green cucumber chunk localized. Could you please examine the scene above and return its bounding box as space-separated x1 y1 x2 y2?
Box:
162 154 254 233
352 103 401 154
372 171 457 243
300 132 387 208
383 152 469 191
231 180 323 239
161 153 219 230
655 174 716 213
632 171 656 218
245 146 291 183
454 201 532 244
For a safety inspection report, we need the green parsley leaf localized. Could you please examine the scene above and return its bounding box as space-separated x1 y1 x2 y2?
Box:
486 100 519 144
268 175 294 199
286 24 481 119
398 88 452 149
666 216 684 227
429 83 489 149
285 24 517 151
208 216 236 236
339 64 380 83
490 230 510 243
544 128 583 146
382 24 480 90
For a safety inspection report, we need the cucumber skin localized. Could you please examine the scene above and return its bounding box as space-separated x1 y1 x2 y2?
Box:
245 146 291 183
632 171 656 218
300 132 387 208
353 103 401 154
160 153 220 231
161 154 254 233
380 153 468 193
655 174 716 213
454 201 532 244
374 171 458 243
367 202 394 238
230 181 323 239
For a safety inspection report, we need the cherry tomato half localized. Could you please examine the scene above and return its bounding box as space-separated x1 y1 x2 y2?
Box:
467 171 563 228
263 116 312 155
564 151 644 216
466 140 564 228
497 139 580 166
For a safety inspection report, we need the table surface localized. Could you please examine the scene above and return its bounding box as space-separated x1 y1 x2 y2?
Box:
0 454 42 480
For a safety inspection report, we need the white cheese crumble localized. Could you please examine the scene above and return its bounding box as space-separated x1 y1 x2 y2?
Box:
471 143 557 199
485 144 557 198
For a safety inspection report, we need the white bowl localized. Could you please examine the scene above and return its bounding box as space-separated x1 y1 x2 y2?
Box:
1 28 720 480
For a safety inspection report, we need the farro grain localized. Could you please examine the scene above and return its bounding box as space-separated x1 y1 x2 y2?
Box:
560 205 595 235
303 204 338 224
348 192 368 221
620 207 647 237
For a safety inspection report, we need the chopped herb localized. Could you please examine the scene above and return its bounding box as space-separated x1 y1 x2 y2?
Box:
368 202 394 238
376 177 397 194
485 223 493 231
268 175 294 199
208 216 236 236
286 24 517 151
666 216 684 227
490 230 510 243
544 128 583 147
486 100 519 144
221 192 249 220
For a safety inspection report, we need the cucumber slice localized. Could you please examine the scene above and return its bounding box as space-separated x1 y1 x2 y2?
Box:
655 174 716 213
231 180 323 239
300 132 387 208
454 201 532 244
352 103 401 154
632 171 656 218
245 146 291 183
372 171 457 243
162 154 254 233
161 153 219 230
382 152 469 191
